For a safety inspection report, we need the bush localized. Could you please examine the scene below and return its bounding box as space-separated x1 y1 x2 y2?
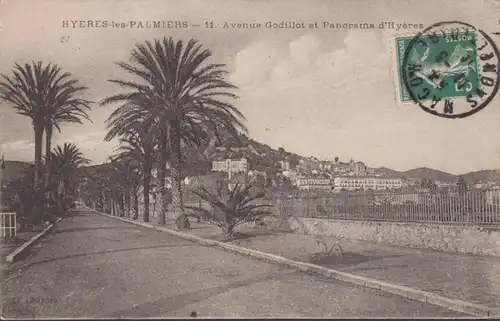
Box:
186 182 274 239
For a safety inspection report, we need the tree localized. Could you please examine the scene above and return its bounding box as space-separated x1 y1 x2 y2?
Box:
112 138 149 221
186 182 273 239
3 165 42 230
107 156 138 218
42 66 91 201
0 62 91 215
102 37 247 228
50 143 90 214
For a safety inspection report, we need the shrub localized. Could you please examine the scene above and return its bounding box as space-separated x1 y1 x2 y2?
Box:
186 182 274 239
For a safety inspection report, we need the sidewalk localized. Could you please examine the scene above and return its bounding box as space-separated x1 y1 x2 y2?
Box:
155 219 500 310
1 228 44 266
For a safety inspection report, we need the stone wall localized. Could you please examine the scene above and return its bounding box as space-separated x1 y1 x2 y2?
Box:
259 215 500 257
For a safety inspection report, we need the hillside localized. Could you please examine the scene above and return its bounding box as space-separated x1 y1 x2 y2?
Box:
1 160 33 184
401 167 457 182
3 141 500 185
463 169 500 183
374 166 500 183
374 167 403 178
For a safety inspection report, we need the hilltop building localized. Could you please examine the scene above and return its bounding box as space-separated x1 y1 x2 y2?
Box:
294 178 333 190
332 176 403 191
212 158 249 179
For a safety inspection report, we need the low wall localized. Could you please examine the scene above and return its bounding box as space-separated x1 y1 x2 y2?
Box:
259 215 500 257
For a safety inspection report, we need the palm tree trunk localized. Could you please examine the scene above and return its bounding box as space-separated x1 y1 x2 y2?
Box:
169 123 186 228
33 123 44 217
33 124 44 184
63 180 69 212
124 190 130 218
45 125 53 204
134 195 139 219
131 189 138 220
143 175 151 222
119 194 125 217
157 138 167 225
101 192 107 213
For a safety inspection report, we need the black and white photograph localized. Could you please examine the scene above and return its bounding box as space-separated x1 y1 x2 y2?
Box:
1 0 500 318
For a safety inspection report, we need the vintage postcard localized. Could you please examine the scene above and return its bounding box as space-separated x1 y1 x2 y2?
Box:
1 0 500 318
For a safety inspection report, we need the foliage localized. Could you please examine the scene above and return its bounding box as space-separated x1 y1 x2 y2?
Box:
49 143 89 214
186 182 274 239
0 62 91 224
0 62 91 188
101 37 247 226
2 166 47 227
457 175 468 195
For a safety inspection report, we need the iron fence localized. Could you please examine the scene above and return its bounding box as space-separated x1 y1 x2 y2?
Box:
176 189 500 225
262 189 500 225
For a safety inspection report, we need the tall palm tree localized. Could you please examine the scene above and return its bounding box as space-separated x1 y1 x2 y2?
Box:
111 148 143 220
43 71 92 199
50 142 90 212
0 62 91 210
107 156 133 217
101 37 247 228
105 103 157 222
0 62 49 188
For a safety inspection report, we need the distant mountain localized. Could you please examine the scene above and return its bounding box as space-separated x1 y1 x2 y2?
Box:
401 167 457 182
462 170 500 183
374 167 403 178
373 167 500 183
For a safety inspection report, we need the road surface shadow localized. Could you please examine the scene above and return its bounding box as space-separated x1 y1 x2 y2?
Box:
53 226 142 234
310 252 404 268
217 231 279 243
105 268 295 318
4 243 196 273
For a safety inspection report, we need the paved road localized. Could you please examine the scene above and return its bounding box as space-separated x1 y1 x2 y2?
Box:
1 209 464 318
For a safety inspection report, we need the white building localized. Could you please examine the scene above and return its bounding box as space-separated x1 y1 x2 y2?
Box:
294 178 332 190
212 158 249 178
333 176 403 191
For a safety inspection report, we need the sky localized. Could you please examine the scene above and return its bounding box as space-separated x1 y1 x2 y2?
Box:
0 0 500 175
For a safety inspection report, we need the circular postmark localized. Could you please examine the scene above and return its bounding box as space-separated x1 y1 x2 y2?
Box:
401 21 500 118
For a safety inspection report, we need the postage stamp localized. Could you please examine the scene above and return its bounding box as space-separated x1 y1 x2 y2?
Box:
394 21 500 118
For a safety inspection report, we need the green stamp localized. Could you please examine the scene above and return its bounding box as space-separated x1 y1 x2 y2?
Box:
396 32 479 102
393 21 500 119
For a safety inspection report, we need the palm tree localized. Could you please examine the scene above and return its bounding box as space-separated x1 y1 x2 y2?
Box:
110 150 143 220
0 62 91 212
107 157 133 217
105 105 156 222
43 69 92 199
186 182 273 239
101 37 247 228
50 142 90 213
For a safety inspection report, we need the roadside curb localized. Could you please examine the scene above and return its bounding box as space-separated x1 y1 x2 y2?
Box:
5 217 64 263
89 207 499 317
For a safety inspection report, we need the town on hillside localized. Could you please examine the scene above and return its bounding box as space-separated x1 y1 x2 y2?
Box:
144 136 500 201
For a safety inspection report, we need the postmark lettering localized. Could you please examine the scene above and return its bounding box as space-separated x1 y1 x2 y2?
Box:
395 21 500 118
